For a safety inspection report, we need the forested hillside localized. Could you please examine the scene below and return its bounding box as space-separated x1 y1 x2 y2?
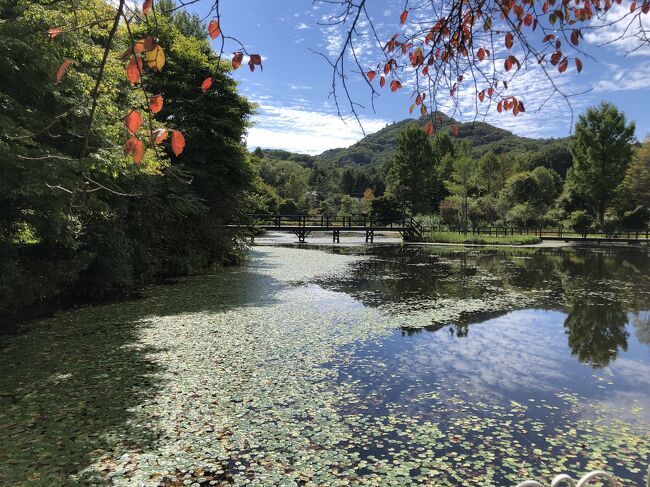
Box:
317 114 573 178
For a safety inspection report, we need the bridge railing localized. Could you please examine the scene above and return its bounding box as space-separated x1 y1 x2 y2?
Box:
251 214 418 230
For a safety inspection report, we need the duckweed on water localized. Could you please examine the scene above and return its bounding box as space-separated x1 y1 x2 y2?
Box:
0 245 648 486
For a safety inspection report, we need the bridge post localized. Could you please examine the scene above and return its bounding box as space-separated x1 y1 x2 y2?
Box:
332 230 340 243
365 229 374 243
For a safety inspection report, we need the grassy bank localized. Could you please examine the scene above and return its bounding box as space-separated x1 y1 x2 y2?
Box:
424 231 541 245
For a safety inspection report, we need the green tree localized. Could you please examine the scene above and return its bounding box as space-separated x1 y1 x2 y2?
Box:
620 140 650 209
445 156 477 232
387 123 436 214
478 151 499 194
566 102 635 225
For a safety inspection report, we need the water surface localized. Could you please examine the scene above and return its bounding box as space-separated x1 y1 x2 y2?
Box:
0 243 648 486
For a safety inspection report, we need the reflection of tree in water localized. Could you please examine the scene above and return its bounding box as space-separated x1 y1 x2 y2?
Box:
632 311 650 346
564 299 629 368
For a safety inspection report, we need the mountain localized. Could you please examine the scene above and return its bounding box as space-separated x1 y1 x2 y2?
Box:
262 114 574 177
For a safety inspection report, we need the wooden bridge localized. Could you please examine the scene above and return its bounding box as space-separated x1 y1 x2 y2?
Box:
238 214 423 243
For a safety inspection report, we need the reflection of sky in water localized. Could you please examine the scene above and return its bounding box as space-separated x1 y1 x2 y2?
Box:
339 310 650 412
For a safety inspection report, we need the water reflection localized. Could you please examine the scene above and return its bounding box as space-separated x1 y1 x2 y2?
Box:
318 246 650 370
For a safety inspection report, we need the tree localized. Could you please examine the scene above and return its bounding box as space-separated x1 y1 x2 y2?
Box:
387 123 436 214
285 171 308 203
445 156 477 232
478 152 499 195
566 102 635 225
621 140 650 209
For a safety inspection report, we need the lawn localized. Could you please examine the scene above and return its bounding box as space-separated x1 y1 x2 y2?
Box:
424 231 542 245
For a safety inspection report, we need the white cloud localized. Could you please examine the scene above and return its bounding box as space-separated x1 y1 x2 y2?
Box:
593 61 650 91
246 104 388 154
296 22 309 30
583 3 650 56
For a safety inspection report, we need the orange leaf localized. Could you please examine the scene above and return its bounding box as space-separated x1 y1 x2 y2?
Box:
497 101 503 113
505 32 514 49
124 137 145 164
425 121 433 137
55 59 73 83
151 128 168 145
249 54 262 65
400 10 409 25
367 70 376 82
125 110 142 135
48 28 63 39
171 130 185 157
558 58 568 73
524 13 533 26
127 56 142 84
149 95 163 114
575 58 583 73
452 126 459 137
143 0 152 16
232 52 243 70
201 77 213 92
478 90 485 102
379 76 386 88
415 94 422 105
477 47 486 61
390 80 402 92
208 20 221 40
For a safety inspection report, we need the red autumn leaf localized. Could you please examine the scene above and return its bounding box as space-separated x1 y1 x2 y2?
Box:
497 101 503 113
505 32 514 49
575 58 583 73
631 1 637 11
48 28 63 39
524 13 533 26
517 100 526 113
125 110 142 135
55 59 74 83
124 137 145 164
425 122 433 137
571 30 580 46
149 95 163 114
171 130 185 157
384 63 391 75
127 56 142 84
390 80 402 92
367 70 376 82
643 1 650 13
248 54 262 72
558 58 569 73
400 10 409 25
201 77 213 92
379 76 386 88
208 20 221 40
550 50 562 65
478 90 485 102
143 36 157 51
477 47 486 61
143 0 152 15
487 87 494 97
151 128 168 145
452 126 459 137
231 52 244 70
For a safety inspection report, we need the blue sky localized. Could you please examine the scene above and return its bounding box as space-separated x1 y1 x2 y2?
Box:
190 0 650 155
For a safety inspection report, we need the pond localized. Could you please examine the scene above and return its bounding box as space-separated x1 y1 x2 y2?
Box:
0 241 648 486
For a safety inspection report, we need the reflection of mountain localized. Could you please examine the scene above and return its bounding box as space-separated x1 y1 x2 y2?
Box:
564 300 629 368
